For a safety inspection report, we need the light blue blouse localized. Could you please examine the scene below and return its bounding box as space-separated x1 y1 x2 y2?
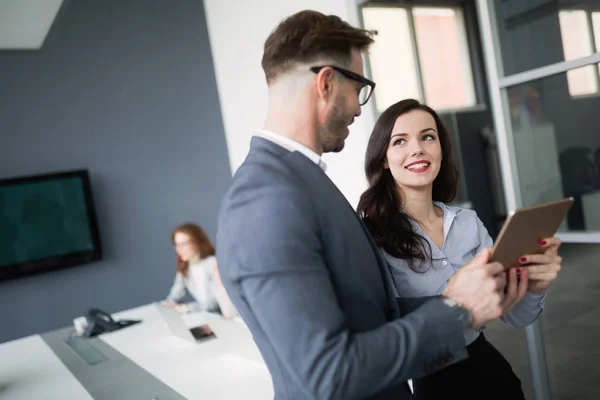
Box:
381 202 547 345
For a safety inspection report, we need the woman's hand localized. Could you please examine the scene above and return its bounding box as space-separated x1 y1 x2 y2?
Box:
175 303 191 313
519 236 562 295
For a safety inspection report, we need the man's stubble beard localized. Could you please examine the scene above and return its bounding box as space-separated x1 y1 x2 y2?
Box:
319 103 350 154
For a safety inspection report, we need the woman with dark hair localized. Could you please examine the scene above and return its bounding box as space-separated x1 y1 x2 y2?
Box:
163 222 237 318
357 99 563 399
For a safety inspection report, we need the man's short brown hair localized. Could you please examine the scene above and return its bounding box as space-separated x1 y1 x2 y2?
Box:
261 10 373 84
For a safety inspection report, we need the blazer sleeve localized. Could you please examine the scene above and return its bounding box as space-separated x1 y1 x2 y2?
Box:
218 166 468 400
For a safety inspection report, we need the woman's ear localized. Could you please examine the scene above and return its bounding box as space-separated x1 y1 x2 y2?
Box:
383 159 389 169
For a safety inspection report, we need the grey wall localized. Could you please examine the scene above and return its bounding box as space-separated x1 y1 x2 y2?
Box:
0 0 231 343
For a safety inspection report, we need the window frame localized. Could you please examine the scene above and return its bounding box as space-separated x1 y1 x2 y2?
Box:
359 3 481 114
559 8 600 98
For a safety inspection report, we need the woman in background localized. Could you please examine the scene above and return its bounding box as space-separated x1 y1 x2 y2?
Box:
164 222 238 318
357 99 563 399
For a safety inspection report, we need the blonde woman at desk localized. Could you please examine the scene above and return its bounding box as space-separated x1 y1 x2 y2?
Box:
163 222 238 318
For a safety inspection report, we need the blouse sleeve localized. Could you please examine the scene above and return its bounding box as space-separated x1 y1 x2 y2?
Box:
165 272 187 303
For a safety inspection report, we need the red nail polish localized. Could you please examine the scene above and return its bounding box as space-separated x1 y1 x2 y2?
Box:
520 257 527 262
540 240 547 246
516 268 521 274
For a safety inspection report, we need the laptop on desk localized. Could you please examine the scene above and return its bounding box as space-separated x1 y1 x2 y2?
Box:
155 303 216 344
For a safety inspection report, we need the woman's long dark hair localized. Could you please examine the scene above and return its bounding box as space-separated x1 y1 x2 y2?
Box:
357 99 458 272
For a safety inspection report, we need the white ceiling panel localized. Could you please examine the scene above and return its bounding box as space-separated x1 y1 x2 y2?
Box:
0 0 64 50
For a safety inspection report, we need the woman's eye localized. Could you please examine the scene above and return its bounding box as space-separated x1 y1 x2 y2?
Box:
422 134 435 141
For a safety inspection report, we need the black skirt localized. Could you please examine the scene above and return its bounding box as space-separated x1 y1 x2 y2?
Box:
413 333 526 400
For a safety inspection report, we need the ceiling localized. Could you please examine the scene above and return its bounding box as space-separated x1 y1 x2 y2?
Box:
0 0 64 50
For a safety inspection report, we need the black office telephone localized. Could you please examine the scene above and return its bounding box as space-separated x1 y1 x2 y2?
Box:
83 308 141 338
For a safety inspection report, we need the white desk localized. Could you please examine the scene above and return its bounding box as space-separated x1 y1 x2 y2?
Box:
0 304 274 399
0 335 92 400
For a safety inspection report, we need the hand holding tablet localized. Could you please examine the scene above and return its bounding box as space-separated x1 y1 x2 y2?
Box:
491 198 573 295
491 198 573 269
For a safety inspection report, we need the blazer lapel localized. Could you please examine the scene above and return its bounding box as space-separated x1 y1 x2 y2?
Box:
250 139 402 321
350 211 402 320
285 151 401 321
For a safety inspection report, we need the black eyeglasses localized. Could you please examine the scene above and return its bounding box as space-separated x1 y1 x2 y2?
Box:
310 65 376 106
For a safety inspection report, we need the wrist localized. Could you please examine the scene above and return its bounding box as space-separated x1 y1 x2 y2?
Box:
441 296 472 331
527 288 546 296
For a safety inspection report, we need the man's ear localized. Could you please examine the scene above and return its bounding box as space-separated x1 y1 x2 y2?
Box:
316 67 335 101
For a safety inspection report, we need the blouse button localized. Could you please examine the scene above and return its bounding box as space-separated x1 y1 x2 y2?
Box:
442 260 448 266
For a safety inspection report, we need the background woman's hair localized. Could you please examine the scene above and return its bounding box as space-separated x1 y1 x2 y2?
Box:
356 99 458 272
171 222 216 278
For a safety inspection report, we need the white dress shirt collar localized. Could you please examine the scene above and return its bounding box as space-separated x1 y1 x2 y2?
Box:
255 129 327 172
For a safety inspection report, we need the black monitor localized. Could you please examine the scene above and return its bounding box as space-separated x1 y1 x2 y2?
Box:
0 169 103 281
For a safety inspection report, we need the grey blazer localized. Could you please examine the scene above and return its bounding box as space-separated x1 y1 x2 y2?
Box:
217 137 468 400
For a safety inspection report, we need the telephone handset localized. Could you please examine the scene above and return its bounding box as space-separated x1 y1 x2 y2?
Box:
83 308 141 338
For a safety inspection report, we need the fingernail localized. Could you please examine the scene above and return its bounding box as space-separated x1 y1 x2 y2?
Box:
516 268 521 274
519 257 527 262
540 240 547 246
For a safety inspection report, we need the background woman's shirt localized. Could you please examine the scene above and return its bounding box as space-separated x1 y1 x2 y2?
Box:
166 255 238 317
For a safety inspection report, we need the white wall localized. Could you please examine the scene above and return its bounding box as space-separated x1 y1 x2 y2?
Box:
203 0 376 207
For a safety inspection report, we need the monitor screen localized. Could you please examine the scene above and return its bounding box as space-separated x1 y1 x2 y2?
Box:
0 170 102 281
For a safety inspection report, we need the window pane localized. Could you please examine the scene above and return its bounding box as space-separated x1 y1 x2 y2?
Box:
593 12 600 76
559 10 593 60
565 66 598 96
413 7 476 110
505 70 600 233
362 7 421 112
493 1 567 76
559 10 597 96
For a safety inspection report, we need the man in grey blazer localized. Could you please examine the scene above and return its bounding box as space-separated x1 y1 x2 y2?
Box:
217 10 508 400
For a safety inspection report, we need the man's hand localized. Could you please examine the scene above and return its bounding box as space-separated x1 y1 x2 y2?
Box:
502 266 529 314
443 248 506 329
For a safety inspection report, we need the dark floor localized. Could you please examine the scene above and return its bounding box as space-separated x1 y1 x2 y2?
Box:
485 243 600 400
